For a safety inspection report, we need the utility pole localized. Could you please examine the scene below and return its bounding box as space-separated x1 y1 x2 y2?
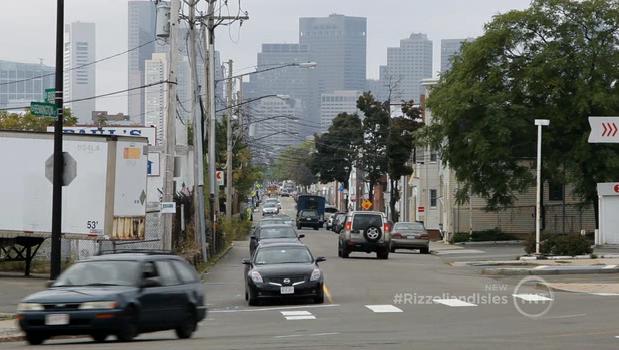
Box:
205 0 218 253
188 0 207 260
225 59 233 219
50 0 64 280
162 0 181 250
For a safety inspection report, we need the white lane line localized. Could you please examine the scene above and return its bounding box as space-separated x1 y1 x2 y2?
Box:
210 303 340 313
603 265 618 269
541 313 586 320
433 298 478 307
274 332 340 339
281 311 312 316
533 265 549 270
309 332 340 336
591 293 619 296
284 315 316 320
434 249 486 255
365 304 403 313
274 334 304 338
512 293 553 302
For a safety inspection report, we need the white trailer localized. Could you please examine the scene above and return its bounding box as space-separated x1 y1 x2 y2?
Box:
0 131 148 240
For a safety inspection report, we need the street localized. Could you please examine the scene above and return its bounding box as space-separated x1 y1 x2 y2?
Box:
3 197 619 349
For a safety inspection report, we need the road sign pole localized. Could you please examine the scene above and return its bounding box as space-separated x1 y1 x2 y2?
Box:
534 119 550 255
50 0 64 280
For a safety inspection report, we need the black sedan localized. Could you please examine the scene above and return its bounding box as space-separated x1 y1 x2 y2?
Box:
242 242 325 305
249 224 304 256
16 252 206 345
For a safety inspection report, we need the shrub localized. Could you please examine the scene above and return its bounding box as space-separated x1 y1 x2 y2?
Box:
450 232 470 244
221 217 252 243
470 229 516 242
524 233 592 256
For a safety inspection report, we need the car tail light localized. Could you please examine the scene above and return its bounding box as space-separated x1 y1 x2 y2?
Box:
392 232 402 239
384 223 391 233
345 221 352 231
419 233 429 239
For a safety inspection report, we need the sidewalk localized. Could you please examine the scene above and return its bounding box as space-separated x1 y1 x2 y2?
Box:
0 319 22 342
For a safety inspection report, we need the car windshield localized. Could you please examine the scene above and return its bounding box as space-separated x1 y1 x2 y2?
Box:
53 260 139 287
301 210 317 217
254 247 313 265
260 226 297 239
393 222 425 231
264 203 277 208
325 207 338 213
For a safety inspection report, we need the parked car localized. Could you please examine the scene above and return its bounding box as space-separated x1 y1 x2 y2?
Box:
264 197 281 210
332 212 347 234
258 215 294 227
296 209 321 230
16 251 206 345
324 206 339 229
338 211 391 259
242 242 326 305
249 224 304 256
390 222 430 254
262 203 279 216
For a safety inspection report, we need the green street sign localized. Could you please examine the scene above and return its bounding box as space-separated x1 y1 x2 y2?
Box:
30 102 57 117
44 88 55 103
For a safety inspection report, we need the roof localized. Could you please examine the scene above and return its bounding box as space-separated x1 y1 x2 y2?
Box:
257 241 306 249
89 251 184 261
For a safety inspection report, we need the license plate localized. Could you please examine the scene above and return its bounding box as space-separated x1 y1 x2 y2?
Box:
280 286 294 294
45 314 69 326
306 218 312 221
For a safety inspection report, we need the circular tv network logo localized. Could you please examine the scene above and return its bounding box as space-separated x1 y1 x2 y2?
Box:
512 275 554 318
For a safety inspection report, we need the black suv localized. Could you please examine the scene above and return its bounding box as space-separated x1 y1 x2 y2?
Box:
297 209 321 230
16 251 206 345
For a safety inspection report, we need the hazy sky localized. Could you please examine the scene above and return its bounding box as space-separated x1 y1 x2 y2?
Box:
0 0 530 114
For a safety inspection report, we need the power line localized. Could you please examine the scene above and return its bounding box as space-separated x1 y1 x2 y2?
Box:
0 40 156 87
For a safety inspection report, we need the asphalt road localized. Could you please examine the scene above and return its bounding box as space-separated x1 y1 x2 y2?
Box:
5 196 619 349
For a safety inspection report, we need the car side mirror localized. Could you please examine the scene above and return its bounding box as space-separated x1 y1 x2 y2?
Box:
241 258 251 265
315 256 326 263
298 234 305 239
141 277 161 288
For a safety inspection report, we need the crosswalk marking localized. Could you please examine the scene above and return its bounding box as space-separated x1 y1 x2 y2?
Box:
433 298 477 307
512 293 553 302
365 304 403 313
281 310 316 320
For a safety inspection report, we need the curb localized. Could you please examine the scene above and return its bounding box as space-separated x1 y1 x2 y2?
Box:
0 334 23 343
455 240 524 246
482 265 619 275
519 254 619 261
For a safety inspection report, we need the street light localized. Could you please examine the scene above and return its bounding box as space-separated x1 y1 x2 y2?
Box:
534 119 550 255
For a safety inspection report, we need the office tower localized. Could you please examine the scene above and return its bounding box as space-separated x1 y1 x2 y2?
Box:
144 53 167 144
63 22 96 124
250 97 302 163
320 90 362 133
0 60 55 109
441 38 475 73
385 33 432 102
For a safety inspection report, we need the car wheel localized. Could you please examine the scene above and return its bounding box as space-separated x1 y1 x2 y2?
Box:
313 226 319 231
314 289 325 304
420 246 430 254
363 226 382 242
377 248 389 260
116 306 138 342
390 246 395 253
248 288 260 306
25 332 46 345
91 332 108 343
341 244 350 258
175 306 197 339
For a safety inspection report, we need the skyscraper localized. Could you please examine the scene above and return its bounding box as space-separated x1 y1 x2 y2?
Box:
320 90 362 133
245 43 315 136
63 22 96 124
250 97 302 163
385 33 432 102
128 1 159 124
0 60 55 109
299 14 367 127
440 38 475 73
144 53 167 145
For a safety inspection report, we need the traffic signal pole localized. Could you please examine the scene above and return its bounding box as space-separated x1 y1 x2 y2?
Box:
50 0 64 280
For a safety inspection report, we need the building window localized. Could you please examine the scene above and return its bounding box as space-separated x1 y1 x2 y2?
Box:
549 182 564 201
429 148 437 162
430 189 437 208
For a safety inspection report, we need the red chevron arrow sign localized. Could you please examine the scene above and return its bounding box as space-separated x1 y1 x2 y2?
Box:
589 117 619 143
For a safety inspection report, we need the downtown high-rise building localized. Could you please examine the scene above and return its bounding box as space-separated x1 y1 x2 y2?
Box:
63 22 96 124
385 33 433 102
144 53 167 145
320 90 362 133
0 60 55 109
128 1 160 124
299 14 367 128
440 38 475 73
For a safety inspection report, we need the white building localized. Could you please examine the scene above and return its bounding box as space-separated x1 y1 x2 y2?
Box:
63 22 96 124
144 53 167 144
385 33 432 102
320 90 362 133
